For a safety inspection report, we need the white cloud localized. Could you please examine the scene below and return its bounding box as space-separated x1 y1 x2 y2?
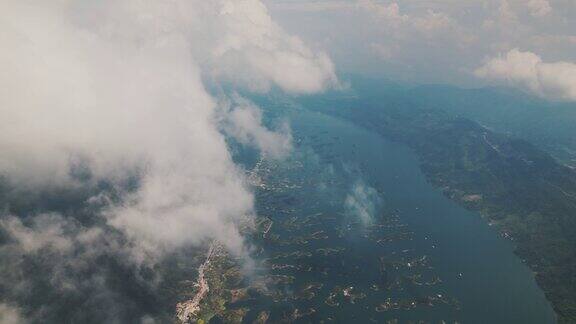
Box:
0 212 154 321
353 0 473 76
265 0 575 85
220 95 292 159
0 214 76 254
497 0 518 24
475 49 576 101
527 0 552 17
0 0 336 263
344 180 381 226
0 304 25 324
358 0 453 34
198 0 338 93
0 1 337 318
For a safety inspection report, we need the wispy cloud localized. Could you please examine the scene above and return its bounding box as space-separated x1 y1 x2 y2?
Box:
345 180 381 226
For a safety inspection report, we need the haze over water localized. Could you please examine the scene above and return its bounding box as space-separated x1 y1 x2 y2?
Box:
239 104 556 323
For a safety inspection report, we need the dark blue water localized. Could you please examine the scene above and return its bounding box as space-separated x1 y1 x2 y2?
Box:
239 106 555 323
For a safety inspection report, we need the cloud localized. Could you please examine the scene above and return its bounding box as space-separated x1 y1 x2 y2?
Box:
265 1 355 12
0 0 336 319
344 180 381 225
494 0 518 25
358 0 453 35
220 95 293 159
0 214 78 254
265 0 575 85
198 0 338 93
0 213 136 322
475 49 576 101
0 0 336 257
0 304 25 324
527 0 552 17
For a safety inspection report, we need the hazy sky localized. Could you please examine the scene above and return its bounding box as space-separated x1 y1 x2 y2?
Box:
0 1 574 322
264 0 576 99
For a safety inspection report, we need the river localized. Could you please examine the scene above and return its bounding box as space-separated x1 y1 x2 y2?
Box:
234 103 555 323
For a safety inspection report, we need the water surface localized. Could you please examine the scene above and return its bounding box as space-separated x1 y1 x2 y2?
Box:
237 105 555 323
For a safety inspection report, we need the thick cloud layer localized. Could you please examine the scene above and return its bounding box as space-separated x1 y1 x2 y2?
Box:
0 1 337 321
476 49 576 101
0 0 335 258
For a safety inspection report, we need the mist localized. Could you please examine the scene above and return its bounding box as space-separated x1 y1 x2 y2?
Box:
0 0 336 321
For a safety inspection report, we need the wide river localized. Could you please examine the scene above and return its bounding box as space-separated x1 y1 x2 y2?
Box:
236 103 555 323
